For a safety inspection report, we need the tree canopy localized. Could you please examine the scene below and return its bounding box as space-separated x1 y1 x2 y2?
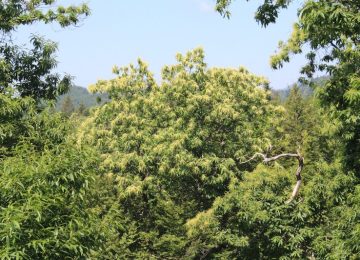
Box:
77 49 283 257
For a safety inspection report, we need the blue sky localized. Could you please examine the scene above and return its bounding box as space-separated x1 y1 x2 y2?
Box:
16 0 305 90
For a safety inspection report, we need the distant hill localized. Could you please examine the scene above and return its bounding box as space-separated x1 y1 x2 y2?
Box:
56 77 328 110
271 76 329 102
55 85 108 111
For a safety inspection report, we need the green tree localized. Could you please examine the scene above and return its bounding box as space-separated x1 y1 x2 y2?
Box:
0 0 90 33
76 102 89 116
0 0 90 101
185 83 355 258
61 95 75 116
283 85 310 148
186 158 359 259
78 48 284 258
0 0 90 152
277 85 329 165
0 2 105 258
0 93 35 157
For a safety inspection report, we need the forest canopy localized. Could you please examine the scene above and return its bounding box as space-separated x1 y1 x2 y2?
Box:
0 0 359 259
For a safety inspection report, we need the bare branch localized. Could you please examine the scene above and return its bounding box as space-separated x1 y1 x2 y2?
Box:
237 151 304 204
330 41 340 51
237 152 266 164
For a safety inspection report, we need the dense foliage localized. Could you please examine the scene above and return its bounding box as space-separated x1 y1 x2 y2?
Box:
1 0 359 259
0 119 102 259
78 49 279 258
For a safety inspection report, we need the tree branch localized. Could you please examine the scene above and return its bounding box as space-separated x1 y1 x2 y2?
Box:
330 41 340 51
237 151 304 204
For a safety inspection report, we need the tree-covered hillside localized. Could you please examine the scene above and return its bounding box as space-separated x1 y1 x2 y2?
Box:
272 76 329 102
55 85 108 111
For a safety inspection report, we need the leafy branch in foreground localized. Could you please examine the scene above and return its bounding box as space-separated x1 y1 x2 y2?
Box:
0 0 90 101
0 0 90 33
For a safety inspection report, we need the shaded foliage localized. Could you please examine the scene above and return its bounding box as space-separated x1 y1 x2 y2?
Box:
0 140 102 259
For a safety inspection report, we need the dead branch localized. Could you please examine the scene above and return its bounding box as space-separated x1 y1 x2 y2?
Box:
237 151 304 204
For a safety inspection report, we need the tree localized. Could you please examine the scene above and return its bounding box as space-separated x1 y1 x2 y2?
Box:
214 0 360 173
0 1 90 153
76 102 89 116
0 93 34 157
0 2 105 258
278 85 327 166
0 0 90 101
0 0 90 33
61 95 75 116
283 86 309 148
186 157 360 259
78 48 290 258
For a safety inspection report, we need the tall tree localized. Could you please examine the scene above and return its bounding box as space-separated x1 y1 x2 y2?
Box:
76 102 89 116
78 48 281 258
0 3 109 257
61 95 74 116
279 85 325 165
